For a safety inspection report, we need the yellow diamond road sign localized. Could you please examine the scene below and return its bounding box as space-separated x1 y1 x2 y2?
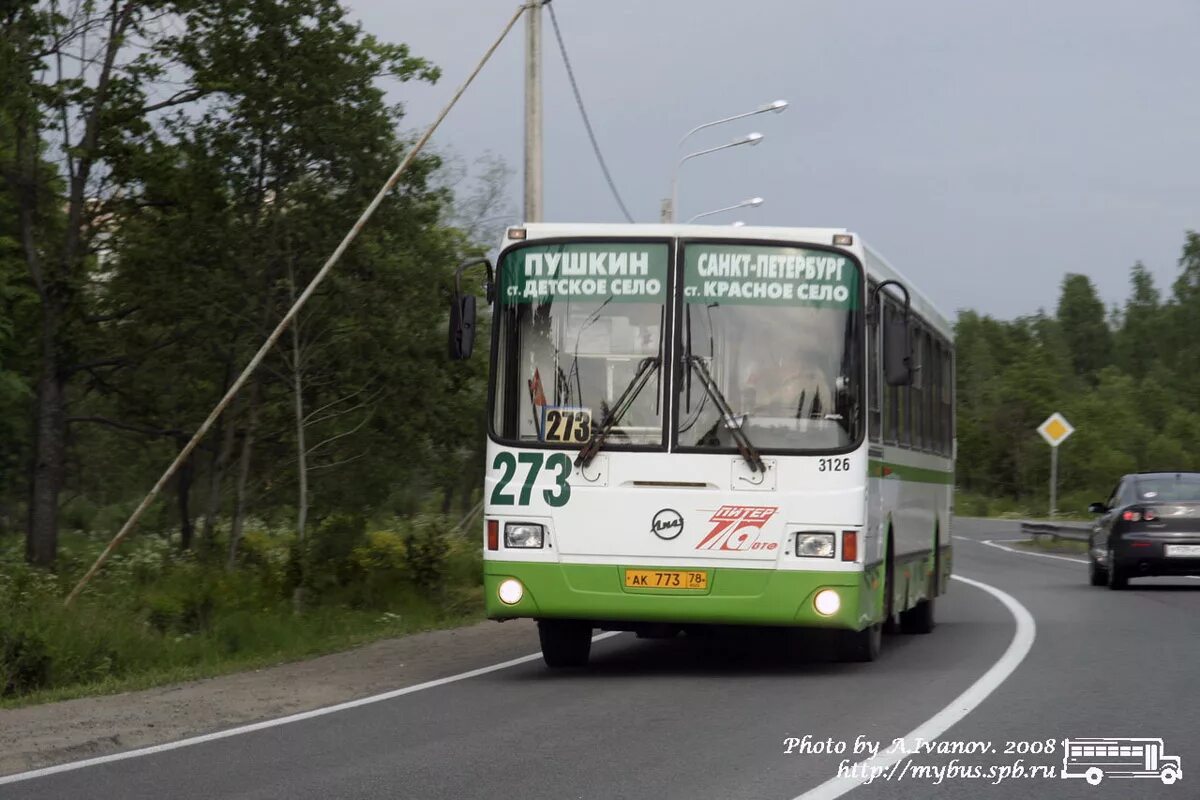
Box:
1037 412 1074 448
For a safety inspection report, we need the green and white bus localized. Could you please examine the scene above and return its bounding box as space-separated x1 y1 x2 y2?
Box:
449 223 954 666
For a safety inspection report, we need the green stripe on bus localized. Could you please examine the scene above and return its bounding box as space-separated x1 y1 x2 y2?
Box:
868 460 955 484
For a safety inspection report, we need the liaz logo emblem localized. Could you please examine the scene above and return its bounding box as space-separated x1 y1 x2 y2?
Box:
695 505 779 551
651 508 684 540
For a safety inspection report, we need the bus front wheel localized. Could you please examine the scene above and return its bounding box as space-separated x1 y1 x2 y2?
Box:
837 622 882 662
1161 767 1180 785
900 597 935 634
537 619 592 668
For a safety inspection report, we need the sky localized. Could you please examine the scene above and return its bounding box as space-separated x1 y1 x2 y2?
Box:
346 0 1200 320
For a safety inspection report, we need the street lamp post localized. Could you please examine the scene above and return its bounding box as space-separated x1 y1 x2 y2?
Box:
686 197 764 224
669 133 764 223
678 99 787 150
663 100 787 222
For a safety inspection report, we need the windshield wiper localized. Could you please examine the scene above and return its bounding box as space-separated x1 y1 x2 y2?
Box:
686 355 766 473
576 356 660 468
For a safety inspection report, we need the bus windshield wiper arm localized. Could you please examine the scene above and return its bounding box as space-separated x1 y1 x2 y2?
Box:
687 355 766 473
576 356 660 468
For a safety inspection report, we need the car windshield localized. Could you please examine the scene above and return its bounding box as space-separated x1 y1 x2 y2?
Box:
490 241 669 446
1135 474 1200 502
676 242 863 452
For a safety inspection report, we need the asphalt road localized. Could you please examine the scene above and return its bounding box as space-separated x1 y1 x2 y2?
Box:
5 518 1199 800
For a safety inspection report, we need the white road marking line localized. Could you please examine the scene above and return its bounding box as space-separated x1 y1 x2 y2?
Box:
0 631 623 786
979 538 1088 564
963 535 1200 580
793 574 1037 800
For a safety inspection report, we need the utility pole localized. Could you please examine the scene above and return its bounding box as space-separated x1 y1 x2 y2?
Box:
524 1 543 222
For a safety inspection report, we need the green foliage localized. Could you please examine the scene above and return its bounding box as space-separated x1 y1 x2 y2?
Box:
0 524 482 703
959 233 1200 512
402 515 451 596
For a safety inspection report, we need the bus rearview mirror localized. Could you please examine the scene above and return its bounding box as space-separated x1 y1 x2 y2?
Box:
448 294 477 360
883 313 912 386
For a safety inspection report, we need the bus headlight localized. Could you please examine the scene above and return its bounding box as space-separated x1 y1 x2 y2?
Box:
498 578 524 605
814 589 841 616
504 523 545 548
795 532 835 558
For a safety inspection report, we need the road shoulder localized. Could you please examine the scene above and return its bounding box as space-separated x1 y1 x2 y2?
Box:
0 618 537 777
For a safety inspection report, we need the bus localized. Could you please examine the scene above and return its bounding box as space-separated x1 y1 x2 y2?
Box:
1062 738 1182 785
448 223 955 666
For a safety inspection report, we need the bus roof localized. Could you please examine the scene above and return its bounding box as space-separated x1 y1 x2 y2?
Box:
505 223 955 340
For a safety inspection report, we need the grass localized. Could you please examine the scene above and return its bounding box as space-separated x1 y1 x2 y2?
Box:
0 515 485 708
954 490 1095 522
1 602 483 709
1012 537 1090 555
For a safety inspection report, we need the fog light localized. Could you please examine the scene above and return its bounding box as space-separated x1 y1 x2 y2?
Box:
814 588 840 616
497 578 524 605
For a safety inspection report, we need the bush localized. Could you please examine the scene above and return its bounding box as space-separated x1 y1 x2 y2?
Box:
403 514 450 596
0 629 51 697
307 513 367 590
0 511 486 705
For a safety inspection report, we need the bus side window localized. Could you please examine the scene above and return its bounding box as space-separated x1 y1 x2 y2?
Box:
868 282 881 442
921 331 933 452
931 340 943 455
943 343 954 454
890 302 909 448
911 326 925 451
882 300 898 445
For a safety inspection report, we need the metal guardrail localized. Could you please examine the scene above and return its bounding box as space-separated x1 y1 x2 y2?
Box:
1019 520 1092 543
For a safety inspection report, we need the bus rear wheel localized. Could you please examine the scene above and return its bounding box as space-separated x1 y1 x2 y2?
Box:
837 622 882 662
1085 767 1103 786
537 619 592 668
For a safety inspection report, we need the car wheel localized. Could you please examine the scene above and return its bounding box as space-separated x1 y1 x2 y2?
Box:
1088 555 1108 586
1106 549 1128 590
537 619 592 668
900 597 935 634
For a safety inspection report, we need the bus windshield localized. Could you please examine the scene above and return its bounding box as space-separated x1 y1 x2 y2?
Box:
677 242 863 452
491 241 669 447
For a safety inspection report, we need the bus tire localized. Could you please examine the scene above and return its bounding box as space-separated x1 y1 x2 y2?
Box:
1085 767 1103 786
1162 767 1180 785
537 619 592 668
882 535 900 635
900 597 935 634
837 622 882 663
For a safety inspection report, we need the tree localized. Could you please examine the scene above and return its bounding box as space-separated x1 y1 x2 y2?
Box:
2 1 229 565
1056 273 1112 382
1114 262 1161 379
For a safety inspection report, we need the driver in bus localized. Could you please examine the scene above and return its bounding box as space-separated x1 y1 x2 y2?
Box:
742 350 831 419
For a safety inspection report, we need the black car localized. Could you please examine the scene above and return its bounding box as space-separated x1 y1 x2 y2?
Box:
1088 472 1200 589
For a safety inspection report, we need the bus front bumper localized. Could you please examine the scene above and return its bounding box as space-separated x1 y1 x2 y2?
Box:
484 561 881 630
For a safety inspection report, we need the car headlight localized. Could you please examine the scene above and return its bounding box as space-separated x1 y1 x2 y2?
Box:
504 522 545 549
795 532 835 558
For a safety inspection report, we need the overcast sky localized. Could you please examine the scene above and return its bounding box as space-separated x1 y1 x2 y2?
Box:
347 0 1199 319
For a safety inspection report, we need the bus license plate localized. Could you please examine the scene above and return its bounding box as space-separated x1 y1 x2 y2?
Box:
1165 544 1200 557
624 569 707 589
